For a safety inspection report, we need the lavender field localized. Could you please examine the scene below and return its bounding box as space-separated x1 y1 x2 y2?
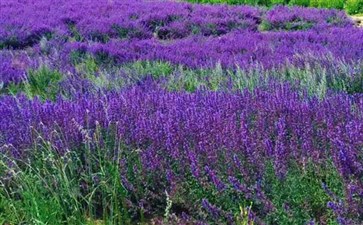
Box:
0 0 363 224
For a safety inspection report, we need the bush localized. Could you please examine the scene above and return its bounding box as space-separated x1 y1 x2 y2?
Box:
290 0 310 6
345 0 363 14
244 0 272 5
317 0 345 9
242 0 261 5
309 0 319 7
271 0 287 5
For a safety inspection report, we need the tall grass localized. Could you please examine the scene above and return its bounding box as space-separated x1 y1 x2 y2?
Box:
0 125 130 224
2 56 362 100
76 56 363 98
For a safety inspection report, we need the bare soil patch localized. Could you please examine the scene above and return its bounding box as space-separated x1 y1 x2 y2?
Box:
351 15 363 27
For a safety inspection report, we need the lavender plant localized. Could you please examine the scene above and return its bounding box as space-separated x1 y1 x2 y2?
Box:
1 84 362 223
1 0 363 224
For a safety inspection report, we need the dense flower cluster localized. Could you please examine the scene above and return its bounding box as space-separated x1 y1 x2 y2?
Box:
0 0 354 48
0 51 31 86
0 84 362 222
0 0 360 73
67 27 363 68
264 5 353 30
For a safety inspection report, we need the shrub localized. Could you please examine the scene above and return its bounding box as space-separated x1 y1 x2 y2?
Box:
242 0 272 5
290 0 310 6
345 0 363 14
309 0 320 7
317 0 345 9
242 0 260 5
271 0 287 5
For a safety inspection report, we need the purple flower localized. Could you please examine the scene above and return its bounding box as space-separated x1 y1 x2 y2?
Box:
201 199 220 219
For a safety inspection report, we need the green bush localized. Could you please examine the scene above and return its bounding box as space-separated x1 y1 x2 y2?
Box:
309 0 320 7
242 0 260 5
187 0 272 4
271 0 287 5
345 0 363 14
317 0 345 9
290 0 310 6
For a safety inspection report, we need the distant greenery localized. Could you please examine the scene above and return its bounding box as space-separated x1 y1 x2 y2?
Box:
345 0 363 14
186 0 363 13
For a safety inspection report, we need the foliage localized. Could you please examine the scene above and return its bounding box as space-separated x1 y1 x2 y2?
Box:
289 0 310 6
3 66 63 101
317 0 345 9
0 127 130 224
345 0 363 14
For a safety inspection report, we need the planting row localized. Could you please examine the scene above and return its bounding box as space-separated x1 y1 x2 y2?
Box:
1 85 362 223
1 54 363 102
1 26 362 87
67 28 363 69
0 0 354 48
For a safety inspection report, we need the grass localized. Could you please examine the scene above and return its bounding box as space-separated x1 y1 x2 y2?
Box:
0 126 130 225
2 55 362 101
62 55 363 97
4 66 63 101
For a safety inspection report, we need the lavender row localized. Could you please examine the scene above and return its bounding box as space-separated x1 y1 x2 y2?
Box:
1 46 362 99
0 0 353 48
1 85 362 222
67 28 363 69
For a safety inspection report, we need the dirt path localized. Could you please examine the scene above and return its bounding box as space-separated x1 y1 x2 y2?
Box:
351 15 363 27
